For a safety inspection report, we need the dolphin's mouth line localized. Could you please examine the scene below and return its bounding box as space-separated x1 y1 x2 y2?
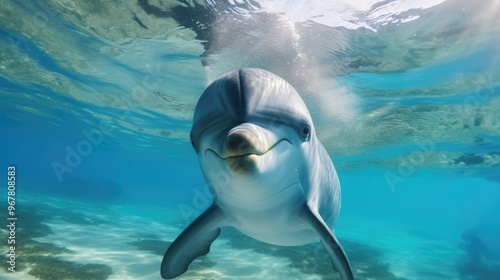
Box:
206 139 290 159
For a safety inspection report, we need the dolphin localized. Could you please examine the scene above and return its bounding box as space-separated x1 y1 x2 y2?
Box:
161 68 353 279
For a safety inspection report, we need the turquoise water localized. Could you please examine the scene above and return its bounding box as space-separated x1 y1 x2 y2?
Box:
1 0 499 279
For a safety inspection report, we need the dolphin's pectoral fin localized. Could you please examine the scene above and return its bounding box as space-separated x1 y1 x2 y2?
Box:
299 204 354 280
161 203 224 279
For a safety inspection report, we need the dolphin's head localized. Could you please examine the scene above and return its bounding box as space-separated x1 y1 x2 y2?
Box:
191 68 315 201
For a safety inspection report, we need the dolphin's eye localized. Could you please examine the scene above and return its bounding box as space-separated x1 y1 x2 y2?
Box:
303 126 310 135
301 125 311 140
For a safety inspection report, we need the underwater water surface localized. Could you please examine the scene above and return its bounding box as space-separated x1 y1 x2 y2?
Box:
1 0 499 279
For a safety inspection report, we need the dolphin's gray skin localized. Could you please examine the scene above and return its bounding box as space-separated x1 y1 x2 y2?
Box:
161 68 353 280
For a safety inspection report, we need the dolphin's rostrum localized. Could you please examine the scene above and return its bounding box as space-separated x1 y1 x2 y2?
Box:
161 68 354 280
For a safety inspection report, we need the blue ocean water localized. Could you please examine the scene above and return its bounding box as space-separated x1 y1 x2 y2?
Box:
1 0 499 279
